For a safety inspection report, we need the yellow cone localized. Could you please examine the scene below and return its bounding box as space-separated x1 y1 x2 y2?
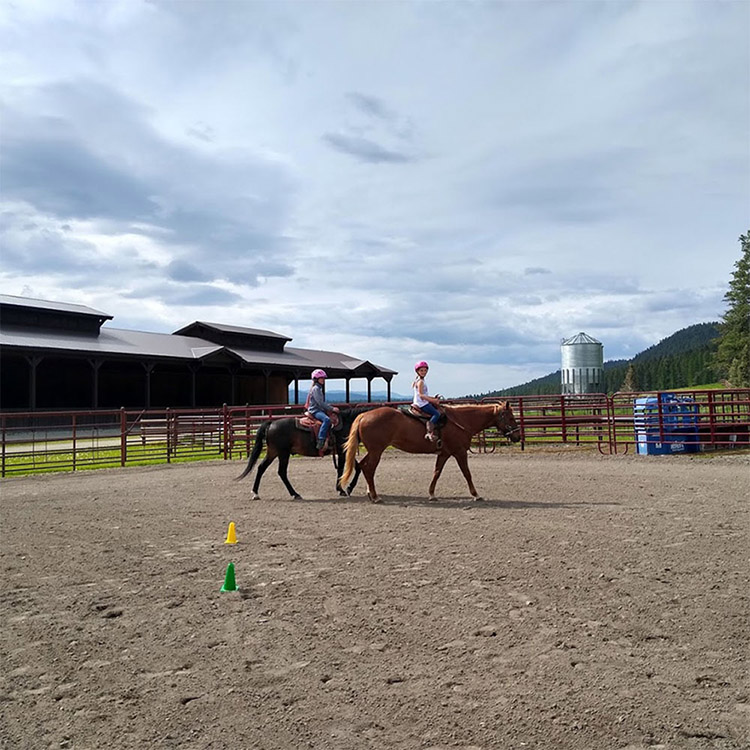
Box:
224 522 237 545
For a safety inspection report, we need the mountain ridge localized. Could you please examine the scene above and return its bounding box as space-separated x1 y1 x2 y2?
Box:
289 389 411 404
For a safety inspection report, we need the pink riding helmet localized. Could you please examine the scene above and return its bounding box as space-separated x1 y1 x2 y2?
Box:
311 368 327 379
414 360 429 371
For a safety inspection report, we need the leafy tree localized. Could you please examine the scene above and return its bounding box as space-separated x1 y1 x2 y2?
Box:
714 231 750 387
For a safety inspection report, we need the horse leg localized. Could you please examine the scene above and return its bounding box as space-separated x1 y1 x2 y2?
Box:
276 451 301 499
335 448 362 497
359 451 384 503
335 450 347 496
428 453 450 501
252 455 275 499
335 455 360 496
454 451 482 501
346 459 362 496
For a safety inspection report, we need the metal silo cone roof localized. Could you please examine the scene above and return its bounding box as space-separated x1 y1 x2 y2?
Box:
561 332 602 346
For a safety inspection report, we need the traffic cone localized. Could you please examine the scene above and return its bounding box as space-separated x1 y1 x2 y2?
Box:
224 522 237 544
221 562 238 592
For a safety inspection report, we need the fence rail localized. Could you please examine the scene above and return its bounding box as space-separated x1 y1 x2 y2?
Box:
1 389 748 476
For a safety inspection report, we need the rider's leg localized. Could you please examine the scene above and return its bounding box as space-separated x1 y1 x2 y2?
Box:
420 403 440 441
312 411 332 449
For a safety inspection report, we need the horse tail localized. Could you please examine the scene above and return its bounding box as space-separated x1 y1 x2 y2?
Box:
340 413 364 486
235 421 269 481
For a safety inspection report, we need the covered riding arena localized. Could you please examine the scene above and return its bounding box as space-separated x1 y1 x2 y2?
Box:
0 294 396 411
1 447 747 749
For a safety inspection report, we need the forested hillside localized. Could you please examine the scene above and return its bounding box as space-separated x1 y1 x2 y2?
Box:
471 322 720 398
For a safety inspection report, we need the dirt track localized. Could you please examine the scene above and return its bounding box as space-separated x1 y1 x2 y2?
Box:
1 447 748 750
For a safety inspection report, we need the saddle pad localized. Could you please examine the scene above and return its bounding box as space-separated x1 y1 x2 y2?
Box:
297 412 341 430
400 405 428 421
296 416 318 430
400 405 447 427
295 413 342 432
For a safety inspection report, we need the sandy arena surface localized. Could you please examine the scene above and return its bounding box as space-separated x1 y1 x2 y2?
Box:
1 447 748 750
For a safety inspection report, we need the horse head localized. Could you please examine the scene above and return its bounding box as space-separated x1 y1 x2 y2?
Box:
494 402 521 442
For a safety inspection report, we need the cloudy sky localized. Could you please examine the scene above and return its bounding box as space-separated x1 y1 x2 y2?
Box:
1 0 748 397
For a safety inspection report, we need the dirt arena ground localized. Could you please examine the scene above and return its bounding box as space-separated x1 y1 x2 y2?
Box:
1 447 748 750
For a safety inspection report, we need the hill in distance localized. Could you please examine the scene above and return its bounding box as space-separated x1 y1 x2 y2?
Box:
469 322 721 398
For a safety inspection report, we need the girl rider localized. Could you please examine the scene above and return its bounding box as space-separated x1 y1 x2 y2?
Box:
412 360 441 442
307 369 338 451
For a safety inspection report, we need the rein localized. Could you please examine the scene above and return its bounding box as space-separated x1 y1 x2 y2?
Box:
444 405 502 434
444 410 469 432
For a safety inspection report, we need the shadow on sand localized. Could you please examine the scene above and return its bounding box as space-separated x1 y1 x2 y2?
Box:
245 492 620 511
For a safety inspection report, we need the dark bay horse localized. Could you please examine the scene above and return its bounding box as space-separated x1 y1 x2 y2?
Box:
236 407 370 499
340 402 521 502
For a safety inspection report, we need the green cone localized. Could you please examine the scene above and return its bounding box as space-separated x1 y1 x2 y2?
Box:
221 562 237 592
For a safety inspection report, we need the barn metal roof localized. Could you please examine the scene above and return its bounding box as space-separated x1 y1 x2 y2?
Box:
173 321 292 342
0 293 112 320
0 325 223 360
0 296 397 377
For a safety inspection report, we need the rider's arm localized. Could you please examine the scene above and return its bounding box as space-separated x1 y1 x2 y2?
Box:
418 380 440 406
309 386 331 413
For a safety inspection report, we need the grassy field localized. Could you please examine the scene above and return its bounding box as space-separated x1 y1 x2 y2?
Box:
1 441 226 477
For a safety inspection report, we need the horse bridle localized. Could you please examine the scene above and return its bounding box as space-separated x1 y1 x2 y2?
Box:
447 408 521 439
500 424 521 438
495 411 521 439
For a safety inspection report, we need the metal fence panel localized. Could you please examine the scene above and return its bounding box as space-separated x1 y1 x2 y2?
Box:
1 390 748 476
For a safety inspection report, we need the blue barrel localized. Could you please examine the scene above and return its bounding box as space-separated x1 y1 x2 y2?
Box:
634 394 699 455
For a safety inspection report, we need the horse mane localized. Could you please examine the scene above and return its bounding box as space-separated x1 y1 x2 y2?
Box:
444 402 505 410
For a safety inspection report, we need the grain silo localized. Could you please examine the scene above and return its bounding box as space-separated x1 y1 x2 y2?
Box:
561 332 604 394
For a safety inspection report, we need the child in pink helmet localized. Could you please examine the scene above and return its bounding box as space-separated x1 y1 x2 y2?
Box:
306 369 338 450
412 361 441 441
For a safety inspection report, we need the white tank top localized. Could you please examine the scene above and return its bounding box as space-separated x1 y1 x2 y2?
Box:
413 377 429 408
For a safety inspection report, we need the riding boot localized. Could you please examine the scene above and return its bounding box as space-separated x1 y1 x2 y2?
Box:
316 437 326 451
425 422 437 442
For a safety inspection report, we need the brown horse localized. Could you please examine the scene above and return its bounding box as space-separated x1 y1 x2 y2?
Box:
340 402 521 502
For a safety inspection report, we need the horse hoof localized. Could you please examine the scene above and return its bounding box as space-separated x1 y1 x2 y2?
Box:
473 495 484 502
367 493 382 504
251 492 260 500
293 494 303 500
428 495 437 502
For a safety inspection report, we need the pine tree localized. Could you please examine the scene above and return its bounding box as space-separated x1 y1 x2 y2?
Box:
620 363 639 391
714 231 750 387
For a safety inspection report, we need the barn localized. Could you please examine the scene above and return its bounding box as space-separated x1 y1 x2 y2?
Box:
0 294 396 411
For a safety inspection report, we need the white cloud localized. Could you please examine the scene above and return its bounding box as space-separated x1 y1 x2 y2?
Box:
0 0 747 397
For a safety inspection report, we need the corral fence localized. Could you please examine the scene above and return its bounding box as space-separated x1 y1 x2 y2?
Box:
483 389 750 456
1 389 748 477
